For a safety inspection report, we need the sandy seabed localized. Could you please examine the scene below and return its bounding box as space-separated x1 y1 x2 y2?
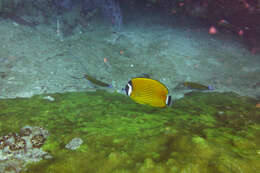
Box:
0 13 259 100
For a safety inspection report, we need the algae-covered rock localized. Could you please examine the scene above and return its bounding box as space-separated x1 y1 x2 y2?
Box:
0 91 259 173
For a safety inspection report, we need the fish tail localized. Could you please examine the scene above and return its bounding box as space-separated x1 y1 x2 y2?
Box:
208 85 214 90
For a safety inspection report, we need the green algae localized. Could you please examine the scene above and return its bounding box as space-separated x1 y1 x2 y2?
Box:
0 90 259 173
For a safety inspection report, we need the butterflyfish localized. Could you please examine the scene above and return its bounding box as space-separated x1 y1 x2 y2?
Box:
124 78 172 108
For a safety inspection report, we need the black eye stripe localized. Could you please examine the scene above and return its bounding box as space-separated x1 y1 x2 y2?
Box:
125 84 129 95
128 80 132 86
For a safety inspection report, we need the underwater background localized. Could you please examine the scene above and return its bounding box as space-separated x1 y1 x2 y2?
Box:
0 0 260 172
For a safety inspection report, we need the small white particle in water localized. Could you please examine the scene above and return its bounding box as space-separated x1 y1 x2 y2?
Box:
130 64 134 67
34 86 41 90
8 77 15 81
12 22 19 27
218 111 224 115
43 96 55 101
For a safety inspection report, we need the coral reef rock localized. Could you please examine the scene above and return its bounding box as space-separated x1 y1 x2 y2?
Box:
0 126 50 173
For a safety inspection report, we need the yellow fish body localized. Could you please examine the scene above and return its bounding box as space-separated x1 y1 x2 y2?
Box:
124 78 171 108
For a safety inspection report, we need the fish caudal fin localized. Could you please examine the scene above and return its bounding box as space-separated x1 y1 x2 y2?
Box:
208 85 214 90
